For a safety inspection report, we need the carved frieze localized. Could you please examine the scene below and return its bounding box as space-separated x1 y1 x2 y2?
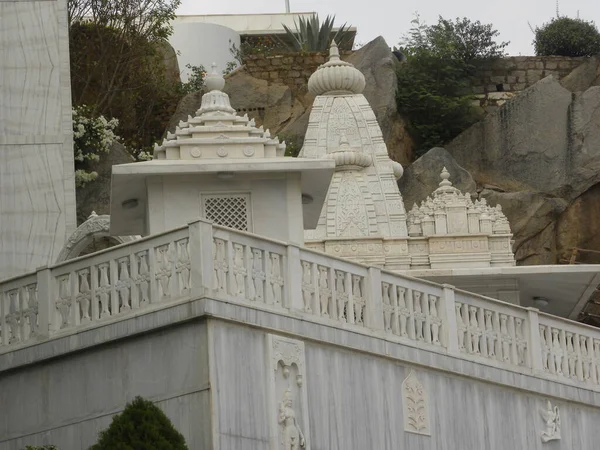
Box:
540 400 561 443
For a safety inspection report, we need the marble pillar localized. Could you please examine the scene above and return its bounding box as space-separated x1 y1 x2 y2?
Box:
0 0 76 278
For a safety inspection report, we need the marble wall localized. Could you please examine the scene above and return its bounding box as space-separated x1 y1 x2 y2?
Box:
0 0 76 279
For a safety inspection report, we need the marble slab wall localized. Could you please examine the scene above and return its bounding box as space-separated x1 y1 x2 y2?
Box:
0 0 76 278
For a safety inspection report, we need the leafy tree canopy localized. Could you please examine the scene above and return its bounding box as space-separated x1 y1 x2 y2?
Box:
90 396 188 450
534 16 600 57
396 16 508 157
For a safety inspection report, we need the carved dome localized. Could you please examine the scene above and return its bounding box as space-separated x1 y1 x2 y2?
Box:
308 41 366 96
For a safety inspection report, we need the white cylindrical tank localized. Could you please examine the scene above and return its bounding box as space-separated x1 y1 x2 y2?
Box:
169 21 241 82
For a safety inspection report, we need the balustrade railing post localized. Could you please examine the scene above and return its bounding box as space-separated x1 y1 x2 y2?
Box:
36 266 54 338
188 218 216 297
526 307 543 371
366 267 384 331
441 284 459 352
286 245 303 310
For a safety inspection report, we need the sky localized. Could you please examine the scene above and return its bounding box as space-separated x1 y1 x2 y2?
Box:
177 0 600 55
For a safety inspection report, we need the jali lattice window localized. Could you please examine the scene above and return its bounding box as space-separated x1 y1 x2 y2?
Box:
202 194 251 231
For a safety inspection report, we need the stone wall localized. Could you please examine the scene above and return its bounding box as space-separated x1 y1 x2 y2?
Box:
242 51 352 90
471 56 586 113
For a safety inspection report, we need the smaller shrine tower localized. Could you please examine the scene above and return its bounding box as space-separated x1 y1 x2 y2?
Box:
109 65 334 245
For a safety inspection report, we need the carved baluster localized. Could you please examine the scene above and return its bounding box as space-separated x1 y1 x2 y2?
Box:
116 257 131 312
514 318 527 366
551 328 563 375
566 332 576 379
540 325 550 371
508 316 518 365
25 284 38 338
335 270 347 322
301 261 314 313
97 263 111 318
136 251 150 307
56 275 72 328
252 248 265 303
593 340 600 384
413 291 424 341
232 243 246 298
318 266 330 317
560 329 569 376
352 275 364 324
270 254 284 306
176 239 191 294
382 283 391 332
76 269 92 323
155 244 172 299
429 295 441 346
398 287 408 338
498 314 511 362
456 303 467 351
468 306 481 354
574 334 584 381
245 245 255 301
580 335 591 381
213 239 228 293
6 289 21 343
484 311 496 359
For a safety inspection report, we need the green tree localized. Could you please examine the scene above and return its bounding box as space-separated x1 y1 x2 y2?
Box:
534 16 600 57
397 16 508 157
68 0 183 160
91 396 188 450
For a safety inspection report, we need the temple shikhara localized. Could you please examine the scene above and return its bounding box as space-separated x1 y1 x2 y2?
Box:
1 36 600 449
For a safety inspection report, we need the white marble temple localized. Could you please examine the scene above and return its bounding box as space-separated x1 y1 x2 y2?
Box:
0 0 76 279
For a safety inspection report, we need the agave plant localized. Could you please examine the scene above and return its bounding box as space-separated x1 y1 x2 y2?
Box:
281 14 353 52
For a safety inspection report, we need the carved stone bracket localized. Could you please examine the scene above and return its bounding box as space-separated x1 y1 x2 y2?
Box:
402 370 431 436
266 334 310 450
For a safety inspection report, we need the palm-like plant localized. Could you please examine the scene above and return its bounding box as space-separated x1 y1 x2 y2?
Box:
282 14 353 52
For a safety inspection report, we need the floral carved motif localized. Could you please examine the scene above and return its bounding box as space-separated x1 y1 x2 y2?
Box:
402 370 431 436
541 400 560 443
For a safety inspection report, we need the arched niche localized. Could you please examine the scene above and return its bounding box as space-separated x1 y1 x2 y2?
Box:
56 212 141 263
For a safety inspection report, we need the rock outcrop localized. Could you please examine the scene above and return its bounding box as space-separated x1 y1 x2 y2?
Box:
402 69 600 265
164 36 414 164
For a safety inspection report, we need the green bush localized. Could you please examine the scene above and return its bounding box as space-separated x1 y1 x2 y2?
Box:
534 17 600 56
397 16 508 157
90 396 188 450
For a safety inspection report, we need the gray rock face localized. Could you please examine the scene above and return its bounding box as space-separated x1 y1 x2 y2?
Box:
398 147 476 209
423 73 600 265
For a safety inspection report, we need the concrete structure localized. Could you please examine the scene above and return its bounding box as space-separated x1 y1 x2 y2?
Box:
110 65 334 244
0 0 76 278
170 22 240 82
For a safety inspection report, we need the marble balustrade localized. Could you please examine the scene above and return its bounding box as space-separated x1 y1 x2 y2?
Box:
1 219 600 392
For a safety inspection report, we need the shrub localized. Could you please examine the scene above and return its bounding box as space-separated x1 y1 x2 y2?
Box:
72 105 119 187
282 14 353 52
91 396 188 450
534 17 600 56
397 16 508 157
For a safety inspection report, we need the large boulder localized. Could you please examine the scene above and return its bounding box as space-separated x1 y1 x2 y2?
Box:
424 71 600 265
398 147 476 208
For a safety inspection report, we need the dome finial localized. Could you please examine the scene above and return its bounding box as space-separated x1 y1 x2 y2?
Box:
204 62 225 92
329 40 341 62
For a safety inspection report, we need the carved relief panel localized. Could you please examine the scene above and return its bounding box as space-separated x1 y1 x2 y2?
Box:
402 370 431 436
266 334 311 450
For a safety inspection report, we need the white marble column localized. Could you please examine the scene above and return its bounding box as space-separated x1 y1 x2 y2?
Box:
0 0 76 278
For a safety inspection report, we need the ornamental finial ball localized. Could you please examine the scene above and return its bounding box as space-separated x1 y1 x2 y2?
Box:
204 62 226 92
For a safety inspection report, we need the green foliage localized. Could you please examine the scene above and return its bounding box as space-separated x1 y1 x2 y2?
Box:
231 37 283 64
72 105 119 187
278 133 304 157
22 446 59 450
397 16 507 157
281 14 353 52
91 396 188 450
534 17 600 56
68 0 183 162
179 64 206 94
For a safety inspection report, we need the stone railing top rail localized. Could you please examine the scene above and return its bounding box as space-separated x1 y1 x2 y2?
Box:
1 219 600 392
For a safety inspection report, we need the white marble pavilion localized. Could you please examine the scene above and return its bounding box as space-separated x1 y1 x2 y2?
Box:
1 39 600 450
